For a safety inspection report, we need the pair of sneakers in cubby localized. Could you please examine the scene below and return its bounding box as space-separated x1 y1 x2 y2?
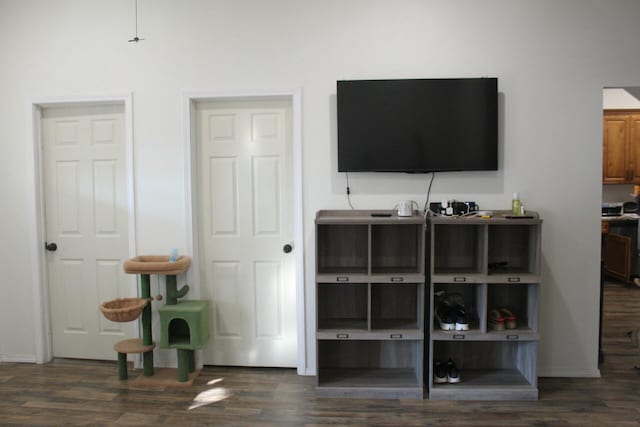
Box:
433 358 460 384
435 291 471 331
489 308 517 331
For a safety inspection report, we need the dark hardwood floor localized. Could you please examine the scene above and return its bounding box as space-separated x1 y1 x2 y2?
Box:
2 282 640 426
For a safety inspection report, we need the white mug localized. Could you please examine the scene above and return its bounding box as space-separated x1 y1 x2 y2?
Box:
397 200 418 217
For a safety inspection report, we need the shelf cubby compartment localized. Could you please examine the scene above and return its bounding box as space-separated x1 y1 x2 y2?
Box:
317 283 368 331
430 340 538 400
315 210 425 399
317 224 368 276
371 283 423 331
317 339 423 399
432 224 485 280
371 224 423 275
431 282 484 337
487 283 538 336
488 224 541 279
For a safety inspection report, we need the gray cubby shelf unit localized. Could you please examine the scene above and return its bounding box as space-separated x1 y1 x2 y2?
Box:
315 210 425 399
428 212 542 400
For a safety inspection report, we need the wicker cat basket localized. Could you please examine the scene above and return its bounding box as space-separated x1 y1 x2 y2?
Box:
99 297 150 322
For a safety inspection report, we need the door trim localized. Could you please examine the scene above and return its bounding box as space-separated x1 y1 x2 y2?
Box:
27 94 137 363
183 88 307 374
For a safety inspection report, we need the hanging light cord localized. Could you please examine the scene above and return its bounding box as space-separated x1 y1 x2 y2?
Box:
128 0 144 42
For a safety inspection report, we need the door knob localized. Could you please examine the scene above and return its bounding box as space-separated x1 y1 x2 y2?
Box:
45 242 58 252
283 243 293 253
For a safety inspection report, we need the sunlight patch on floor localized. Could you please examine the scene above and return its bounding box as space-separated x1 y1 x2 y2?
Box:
189 378 230 410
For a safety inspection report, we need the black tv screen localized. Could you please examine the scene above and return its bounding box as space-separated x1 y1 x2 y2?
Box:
337 78 498 173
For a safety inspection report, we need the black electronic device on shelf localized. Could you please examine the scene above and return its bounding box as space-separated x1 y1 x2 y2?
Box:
429 200 478 216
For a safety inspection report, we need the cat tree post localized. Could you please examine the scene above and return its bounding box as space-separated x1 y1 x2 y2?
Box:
140 273 153 376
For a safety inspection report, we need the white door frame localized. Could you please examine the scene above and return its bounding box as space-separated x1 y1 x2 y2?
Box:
183 88 307 375
26 94 137 364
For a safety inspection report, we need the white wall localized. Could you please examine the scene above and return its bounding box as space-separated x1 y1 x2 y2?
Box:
2 0 640 376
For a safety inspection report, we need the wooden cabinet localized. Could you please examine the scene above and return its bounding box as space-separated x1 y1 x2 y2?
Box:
603 110 640 184
602 219 638 282
428 213 542 400
315 210 425 399
603 233 631 282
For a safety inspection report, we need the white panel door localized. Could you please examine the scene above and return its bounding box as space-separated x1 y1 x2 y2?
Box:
196 99 296 367
42 105 133 360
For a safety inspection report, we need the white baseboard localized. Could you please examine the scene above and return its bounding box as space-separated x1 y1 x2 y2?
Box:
0 354 37 363
538 367 601 378
299 367 315 376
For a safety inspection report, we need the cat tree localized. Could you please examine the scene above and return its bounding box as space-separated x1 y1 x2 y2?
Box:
99 255 209 384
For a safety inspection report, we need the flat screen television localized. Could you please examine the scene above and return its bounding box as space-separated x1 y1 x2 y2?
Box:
337 77 498 173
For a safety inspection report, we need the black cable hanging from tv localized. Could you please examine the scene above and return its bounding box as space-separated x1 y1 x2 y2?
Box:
345 172 355 210
422 172 436 216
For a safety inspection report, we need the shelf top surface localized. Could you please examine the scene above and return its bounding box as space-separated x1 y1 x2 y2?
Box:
316 210 426 224
428 210 542 225
315 209 542 224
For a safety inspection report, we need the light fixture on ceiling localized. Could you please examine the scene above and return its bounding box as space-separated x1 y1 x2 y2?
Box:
128 0 144 42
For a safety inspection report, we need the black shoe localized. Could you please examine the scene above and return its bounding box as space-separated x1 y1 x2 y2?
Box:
435 291 455 331
433 360 448 384
435 302 455 330
436 292 469 331
446 358 460 384
447 293 469 331
454 306 469 331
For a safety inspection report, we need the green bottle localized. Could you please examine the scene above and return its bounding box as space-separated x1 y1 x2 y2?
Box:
512 192 522 215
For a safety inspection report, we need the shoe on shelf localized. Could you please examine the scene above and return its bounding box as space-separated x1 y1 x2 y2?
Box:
500 308 517 329
436 292 470 331
447 293 469 331
489 309 505 331
454 306 470 331
435 295 455 331
446 358 460 384
434 360 448 384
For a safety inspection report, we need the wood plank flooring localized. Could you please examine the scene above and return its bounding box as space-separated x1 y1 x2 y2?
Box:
2 282 640 426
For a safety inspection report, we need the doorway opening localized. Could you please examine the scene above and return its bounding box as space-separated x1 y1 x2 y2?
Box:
600 87 640 367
